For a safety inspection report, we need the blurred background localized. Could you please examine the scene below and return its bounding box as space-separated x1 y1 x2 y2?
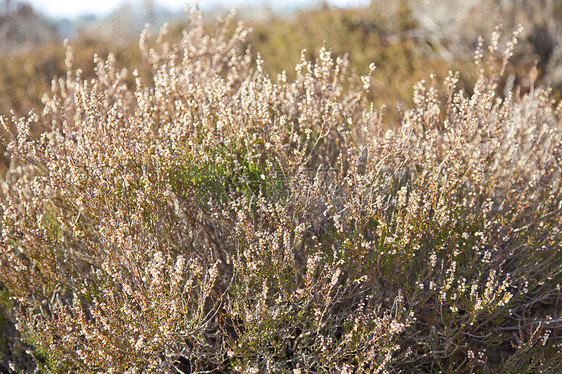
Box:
0 0 561 118
26 0 371 19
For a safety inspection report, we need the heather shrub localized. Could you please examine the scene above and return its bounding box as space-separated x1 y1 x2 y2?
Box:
407 0 562 92
0 9 561 373
242 3 475 124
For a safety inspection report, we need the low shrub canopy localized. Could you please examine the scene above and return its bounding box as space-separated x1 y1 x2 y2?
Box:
1 9 561 373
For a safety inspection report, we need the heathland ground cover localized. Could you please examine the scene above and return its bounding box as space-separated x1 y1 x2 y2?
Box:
0 2 561 373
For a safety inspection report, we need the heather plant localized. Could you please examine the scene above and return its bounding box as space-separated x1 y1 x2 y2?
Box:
407 0 562 92
243 3 475 124
0 9 561 374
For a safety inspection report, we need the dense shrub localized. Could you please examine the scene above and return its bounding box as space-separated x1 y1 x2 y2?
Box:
1 9 561 373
